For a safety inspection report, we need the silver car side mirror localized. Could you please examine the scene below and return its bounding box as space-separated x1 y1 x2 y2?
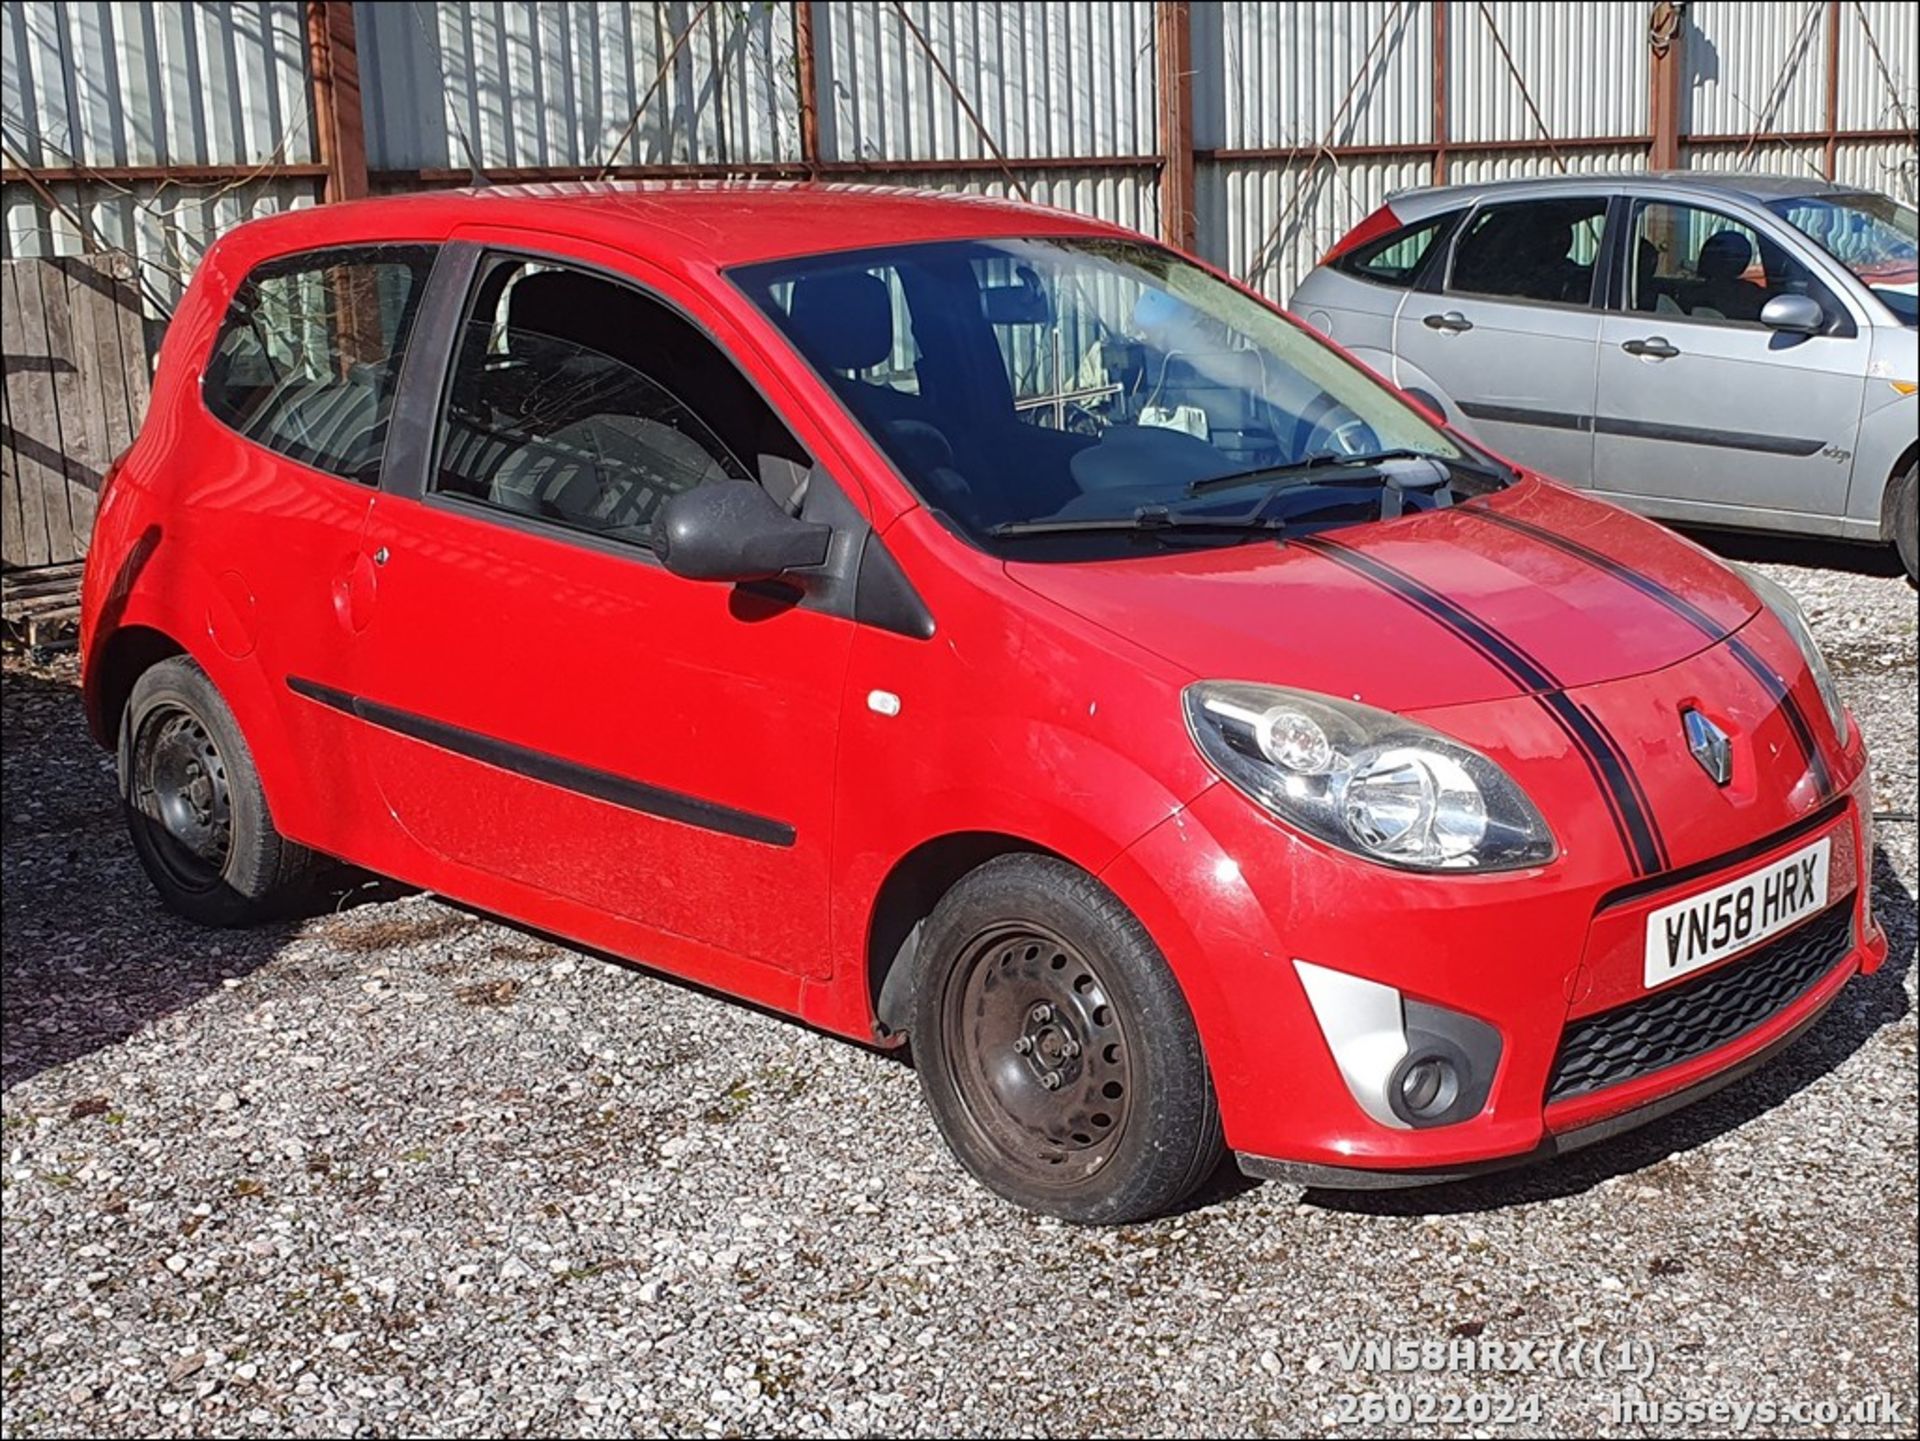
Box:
1759 293 1826 335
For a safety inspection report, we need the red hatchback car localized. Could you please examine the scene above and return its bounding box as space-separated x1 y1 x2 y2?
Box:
80 184 1886 1222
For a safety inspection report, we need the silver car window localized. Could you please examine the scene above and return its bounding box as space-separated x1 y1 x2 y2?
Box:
1447 198 1609 307
1624 201 1839 329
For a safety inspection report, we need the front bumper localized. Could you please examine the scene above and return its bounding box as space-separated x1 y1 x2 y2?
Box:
1236 971 1848 1189
1099 700 1886 1182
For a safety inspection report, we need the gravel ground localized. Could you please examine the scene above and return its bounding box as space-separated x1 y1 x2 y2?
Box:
3 545 1915 1438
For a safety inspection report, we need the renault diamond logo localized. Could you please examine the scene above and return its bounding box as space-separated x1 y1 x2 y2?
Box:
1683 708 1733 786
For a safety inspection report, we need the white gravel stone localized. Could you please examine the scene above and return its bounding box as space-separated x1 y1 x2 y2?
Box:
2 547 1914 1436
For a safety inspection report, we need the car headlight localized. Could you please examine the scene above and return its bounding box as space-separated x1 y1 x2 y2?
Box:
1735 565 1850 745
1183 682 1556 872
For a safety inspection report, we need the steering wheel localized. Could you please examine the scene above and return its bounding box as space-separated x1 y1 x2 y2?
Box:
1293 392 1381 460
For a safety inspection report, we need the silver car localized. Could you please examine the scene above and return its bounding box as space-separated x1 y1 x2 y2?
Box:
1290 173 1919 579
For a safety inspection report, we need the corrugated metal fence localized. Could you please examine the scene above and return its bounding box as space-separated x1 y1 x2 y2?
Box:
6 1 1913 308
1 1 1915 566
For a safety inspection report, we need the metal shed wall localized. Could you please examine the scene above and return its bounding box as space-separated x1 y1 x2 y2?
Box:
1 1 318 304
3 2 1916 321
356 0 801 172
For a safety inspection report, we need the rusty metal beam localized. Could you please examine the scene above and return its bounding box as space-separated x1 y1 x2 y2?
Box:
1432 1 1450 184
1157 1 1196 251
1823 0 1842 179
1648 1 1685 171
1 163 333 184
378 154 1164 188
1686 124 1912 145
1198 132 1654 164
795 1 821 173
31 118 1913 201
307 0 368 202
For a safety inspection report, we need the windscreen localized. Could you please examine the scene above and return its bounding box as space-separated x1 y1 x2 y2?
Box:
1769 192 1918 326
733 237 1483 557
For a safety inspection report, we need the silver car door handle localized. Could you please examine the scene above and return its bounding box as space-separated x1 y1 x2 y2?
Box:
1422 311 1473 333
1622 336 1680 359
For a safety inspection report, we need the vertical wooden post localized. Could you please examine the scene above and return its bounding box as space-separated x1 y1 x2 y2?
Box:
1158 0 1195 252
1648 1 1686 172
1822 0 1841 179
307 0 368 203
1431 0 1449 184
795 1 821 174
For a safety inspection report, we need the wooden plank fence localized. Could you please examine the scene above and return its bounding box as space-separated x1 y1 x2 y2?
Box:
1 254 152 570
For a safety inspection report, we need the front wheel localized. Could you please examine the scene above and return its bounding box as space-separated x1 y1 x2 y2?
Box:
1894 462 1917 585
910 855 1224 1223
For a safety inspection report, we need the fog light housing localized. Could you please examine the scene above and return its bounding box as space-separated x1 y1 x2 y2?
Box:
1294 960 1501 1130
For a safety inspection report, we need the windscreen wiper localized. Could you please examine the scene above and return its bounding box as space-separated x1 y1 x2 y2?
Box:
987 506 1289 539
1188 448 1508 496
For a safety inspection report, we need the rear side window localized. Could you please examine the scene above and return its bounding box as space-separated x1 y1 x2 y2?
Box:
1336 214 1455 288
1448 198 1609 306
204 245 437 483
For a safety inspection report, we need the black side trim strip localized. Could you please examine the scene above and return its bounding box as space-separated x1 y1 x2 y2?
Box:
286 677 797 848
1469 507 1834 798
1295 534 1668 877
1599 795 1848 911
1592 415 1825 457
1457 402 1825 458
1459 401 1593 433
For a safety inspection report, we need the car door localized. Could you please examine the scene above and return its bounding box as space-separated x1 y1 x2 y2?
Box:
1591 196 1868 520
1392 193 1612 486
342 237 857 978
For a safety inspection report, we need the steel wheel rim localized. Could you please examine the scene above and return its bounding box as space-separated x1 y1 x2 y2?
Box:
939 921 1136 1188
132 703 232 891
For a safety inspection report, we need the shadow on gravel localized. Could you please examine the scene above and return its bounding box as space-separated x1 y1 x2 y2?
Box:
0 662 386 1090
1305 845 1916 1219
1679 525 1909 580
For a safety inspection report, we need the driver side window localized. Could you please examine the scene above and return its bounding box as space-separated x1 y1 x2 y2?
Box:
1625 201 1834 327
432 258 809 546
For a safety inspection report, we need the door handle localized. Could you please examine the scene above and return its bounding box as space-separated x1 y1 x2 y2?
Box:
1422 311 1474 333
1622 336 1680 359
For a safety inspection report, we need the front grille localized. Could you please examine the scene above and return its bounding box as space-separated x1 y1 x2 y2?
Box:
1547 903 1853 1104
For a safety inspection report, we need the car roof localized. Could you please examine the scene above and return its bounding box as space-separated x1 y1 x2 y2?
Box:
212 181 1136 273
1384 170 1881 216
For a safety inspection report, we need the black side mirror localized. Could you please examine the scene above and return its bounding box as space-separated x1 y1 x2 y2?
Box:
1759 293 1826 335
651 481 832 583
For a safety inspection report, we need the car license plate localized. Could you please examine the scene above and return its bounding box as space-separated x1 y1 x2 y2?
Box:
1643 836 1831 990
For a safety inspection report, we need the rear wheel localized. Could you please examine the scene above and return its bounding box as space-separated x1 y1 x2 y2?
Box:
910 855 1223 1223
1894 463 1917 585
120 656 319 926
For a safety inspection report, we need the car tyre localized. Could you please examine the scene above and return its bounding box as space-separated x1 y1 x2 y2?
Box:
120 656 320 926
1895 463 1918 586
910 854 1224 1223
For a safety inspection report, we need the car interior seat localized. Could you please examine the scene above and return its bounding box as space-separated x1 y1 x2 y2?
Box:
1508 218 1589 304
785 272 920 423
1693 231 1766 321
